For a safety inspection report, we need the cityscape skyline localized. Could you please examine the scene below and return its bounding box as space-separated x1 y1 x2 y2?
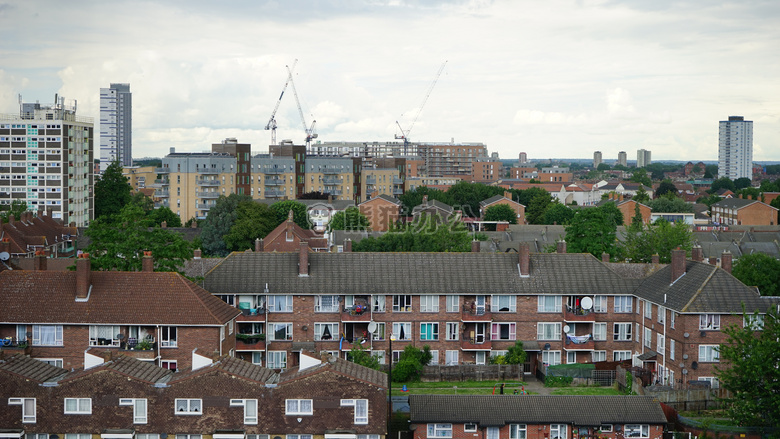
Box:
1 1 779 162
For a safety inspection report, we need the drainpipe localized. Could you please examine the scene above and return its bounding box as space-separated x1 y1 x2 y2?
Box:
156 325 161 368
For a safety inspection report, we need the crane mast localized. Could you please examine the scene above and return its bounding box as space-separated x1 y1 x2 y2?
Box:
286 64 317 151
264 60 297 146
395 60 447 153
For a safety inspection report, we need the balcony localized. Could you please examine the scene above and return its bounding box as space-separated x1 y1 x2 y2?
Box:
196 179 220 186
155 189 170 197
325 189 343 196
393 177 404 184
154 200 170 209
196 191 220 199
341 305 371 322
365 176 376 185
152 179 170 186
563 305 596 322
461 304 492 322
236 306 266 322
262 168 286 174
264 178 285 186
197 167 220 174
323 176 341 185
0 338 30 354
196 202 215 210
461 337 492 351
563 333 594 351
236 336 266 351
155 167 170 173
393 188 404 195
264 189 284 198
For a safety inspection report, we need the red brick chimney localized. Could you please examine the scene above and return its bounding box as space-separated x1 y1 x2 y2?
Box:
76 253 91 299
708 257 716 265
161 221 167 229
299 241 309 277
670 248 686 283
0 238 9 255
193 249 202 259
721 250 733 274
344 239 352 253
471 240 480 253
556 240 566 254
142 251 154 272
422 195 428 204
255 238 264 252
504 191 512 200
602 252 610 263
518 243 530 277
8 214 15 224
652 254 660 264
34 250 47 271
691 245 703 262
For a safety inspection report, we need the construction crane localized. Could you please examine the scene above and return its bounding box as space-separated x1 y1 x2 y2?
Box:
395 60 448 152
286 63 318 150
264 60 298 146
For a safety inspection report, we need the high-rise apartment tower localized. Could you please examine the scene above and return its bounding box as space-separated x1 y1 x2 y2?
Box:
636 149 651 168
617 151 627 167
593 151 602 168
718 116 753 180
100 83 132 171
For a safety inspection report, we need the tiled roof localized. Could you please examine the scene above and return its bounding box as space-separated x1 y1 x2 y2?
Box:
0 354 67 383
0 270 241 325
203 252 639 296
169 355 277 384
359 194 402 206
712 198 777 211
278 356 387 388
61 354 175 384
409 395 667 426
413 200 454 214
0 213 77 254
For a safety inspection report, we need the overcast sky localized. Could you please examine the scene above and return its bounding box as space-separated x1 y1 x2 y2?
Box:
2 0 779 162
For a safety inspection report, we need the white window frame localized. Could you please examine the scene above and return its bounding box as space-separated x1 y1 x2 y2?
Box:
393 322 412 340
314 322 338 341
613 350 631 361
160 326 177 348
510 424 527 439
657 334 665 353
644 327 652 348
643 300 652 319
8 397 36 423
464 424 478 433
445 350 459 365
175 398 202 415
427 424 453 438
89 325 121 346
371 322 386 341
592 351 606 362
537 295 561 313
420 295 440 312
670 339 676 361
699 377 720 389
230 399 258 424
593 322 607 341
286 399 313 415
624 424 649 438
270 323 293 341
699 345 720 362
420 322 439 341
119 398 147 424
593 295 607 313
446 295 459 313
269 295 293 312
372 295 385 312
537 322 561 341
267 350 287 369
744 314 765 330
32 325 63 346
64 397 91 414
542 350 562 366
613 323 632 341
658 306 665 324
341 399 369 424
446 322 459 341
393 295 412 312
315 295 339 313
550 424 567 439
614 296 632 313
699 314 721 330
670 311 676 329
492 322 517 341
492 295 517 312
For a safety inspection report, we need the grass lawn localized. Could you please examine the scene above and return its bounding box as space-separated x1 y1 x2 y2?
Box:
550 387 622 396
390 380 529 396
679 410 739 427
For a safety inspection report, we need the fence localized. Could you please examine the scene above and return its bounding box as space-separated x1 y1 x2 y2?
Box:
420 364 522 382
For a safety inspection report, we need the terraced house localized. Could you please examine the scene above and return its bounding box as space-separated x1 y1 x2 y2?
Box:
202 242 776 388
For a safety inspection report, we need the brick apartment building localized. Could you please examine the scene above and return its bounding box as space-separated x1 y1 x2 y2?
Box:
202 243 776 388
711 197 778 226
0 253 240 371
0 352 387 439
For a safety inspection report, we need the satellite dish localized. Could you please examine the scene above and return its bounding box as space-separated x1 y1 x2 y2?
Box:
367 322 378 333
691 361 698 370
682 354 688 360
581 297 593 310
544 343 551 350
0 252 9 261
563 325 570 334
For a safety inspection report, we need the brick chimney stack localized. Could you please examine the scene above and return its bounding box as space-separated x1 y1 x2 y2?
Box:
34 250 47 271
691 245 703 262
602 252 610 263
708 257 716 265
344 239 352 253
670 248 686 283
299 241 309 277
518 243 530 277
161 221 167 229
193 249 202 259
190 220 198 228
652 254 660 264
0 238 9 255
422 195 428 204
76 253 91 299
471 240 480 253
721 250 733 274
8 214 15 224
142 251 154 272
255 238 264 252
556 240 566 254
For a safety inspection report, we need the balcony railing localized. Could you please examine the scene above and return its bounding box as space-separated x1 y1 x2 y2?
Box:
341 305 371 322
564 333 594 351
262 168 286 174
563 305 596 322
264 189 284 198
196 191 220 198
155 167 170 173
393 188 404 195
153 179 170 186
322 167 342 174
196 202 215 210
322 177 341 185
461 304 492 321
155 189 170 197
393 177 404 184
325 189 342 196
461 338 492 351
365 176 376 185
264 178 285 186
154 200 170 209
196 179 220 186
197 167 220 174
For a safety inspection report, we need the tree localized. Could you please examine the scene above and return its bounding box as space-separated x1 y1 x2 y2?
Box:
223 201 277 251
505 340 527 365
298 191 330 200
149 207 182 228
270 200 310 229
697 194 722 208
348 343 382 371
353 214 474 253
565 206 622 259
597 163 611 171
392 344 432 382
633 186 650 204
655 180 678 198
647 196 694 213
736 187 760 200
621 219 693 263
716 306 780 429
521 188 554 225
704 165 717 179
542 202 574 225
483 204 518 230
200 194 252 256
84 203 193 272
710 177 736 194
398 187 453 216
94 160 132 219
329 206 370 231
629 168 652 187
734 177 752 190
446 181 503 218
732 253 780 296
0 200 27 222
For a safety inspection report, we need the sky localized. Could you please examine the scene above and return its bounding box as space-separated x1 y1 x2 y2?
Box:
1 0 779 163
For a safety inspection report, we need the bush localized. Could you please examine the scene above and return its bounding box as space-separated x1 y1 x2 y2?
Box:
391 345 432 382
544 376 573 387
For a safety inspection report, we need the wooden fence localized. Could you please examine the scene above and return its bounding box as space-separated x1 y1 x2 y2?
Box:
421 364 523 381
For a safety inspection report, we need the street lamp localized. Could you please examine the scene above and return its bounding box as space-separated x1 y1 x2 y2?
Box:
388 333 396 437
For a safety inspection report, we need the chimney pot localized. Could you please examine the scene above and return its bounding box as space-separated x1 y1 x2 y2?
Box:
652 254 660 264
692 245 703 262
299 241 309 276
255 238 264 252
671 248 686 283
518 243 530 276
193 249 202 259
142 251 154 272
34 250 47 271
602 252 610 263
556 240 566 254
190 220 198 228
161 221 167 228
344 239 352 253
721 250 733 273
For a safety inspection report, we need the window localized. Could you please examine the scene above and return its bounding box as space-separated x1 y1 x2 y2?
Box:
542 350 561 366
510 425 527 439
644 328 651 348
420 295 439 312
314 323 338 341
486 428 499 439
176 435 202 439
38 358 63 368
393 295 412 312
420 323 439 341
393 322 411 340
445 350 459 365
550 424 567 439
64 398 91 414
598 425 613 433
119 398 147 424
492 322 517 340
699 377 720 389
371 322 386 341
286 399 313 415
699 314 720 330
161 360 177 371
670 339 676 361
65 435 91 439
269 295 293 312
89 325 121 346
287 436 312 439
8 398 36 423
613 323 632 341
231 399 258 424
427 424 452 438
492 295 517 312
657 334 665 353
670 311 676 329
658 306 665 324
593 322 607 341
270 323 293 341
537 323 560 340
464 424 478 433
315 295 339 312
160 326 177 347
613 350 631 361
446 322 459 341
32 325 63 346
593 295 607 313
267 351 287 369
446 296 459 313
137 435 160 439
372 295 385 312
614 296 632 313
341 399 368 424
175 399 202 415
429 350 440 364
537 295 561 313
744 314 764 330
643 300 652 319
592 351 606 362
699 345 719 362
624 425 649 438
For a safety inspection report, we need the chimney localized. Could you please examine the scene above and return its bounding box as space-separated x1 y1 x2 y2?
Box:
602 252 610 263
255 238 264 252
161 221 167 229
556 240 566 254
721 250 733 274
8 214 15 224
46 207 53 217
344 239 352 253
34 250 47 271
299 241 309 277
101 350 113 362
76 253 91 299
652 254 660 264
0 238 9 255
471 240 480 253
142 251 154 272
193 249 202 259
518 243 530 277
328 195 333 203
619 194 624 201
708 257 717 265
504 191 512 200
190 220 198 228
670 248 686 283
37 208 43 219
422 195 428 204
692 245 703 262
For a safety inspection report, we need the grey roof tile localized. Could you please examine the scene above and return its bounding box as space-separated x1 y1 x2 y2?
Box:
0 354 67 383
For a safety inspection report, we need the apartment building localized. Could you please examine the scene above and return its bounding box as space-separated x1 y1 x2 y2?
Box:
0 99 94 226
593 151 602 168
718 116 753 180
471 157 503 183
0 352 387 439
637 149 652 168
617 151 627 167
122 165 156 192
201 243 776 387
711 197 778 226
99 83 132 171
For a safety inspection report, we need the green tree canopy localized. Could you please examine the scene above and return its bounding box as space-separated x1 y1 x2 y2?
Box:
596 163 611 171
704 164 717 179
735 187 760 200
398 187 453 216
483 204 518 230
710 177 736 193
633 186 650 204
697 193 722 208
94 161 132 219
733 177 752 190
716 306 780 428
223 201 277 252
564 205 622 259
446 181 503 218
655 180 678 198
542 202 574 225
84 202 192 272
621 219 693 263
629 168 652 187
520 188 554 224
200 194 252 256
149 207 182 228
732 253 780 296
354 213 474 252
646 195 694 213
329 206 370 231
270 200 311 229
0 200 27 222
348 343 382 371
392 344 432 382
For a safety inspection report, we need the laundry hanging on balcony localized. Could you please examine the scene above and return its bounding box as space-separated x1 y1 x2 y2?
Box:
566 334 591 344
